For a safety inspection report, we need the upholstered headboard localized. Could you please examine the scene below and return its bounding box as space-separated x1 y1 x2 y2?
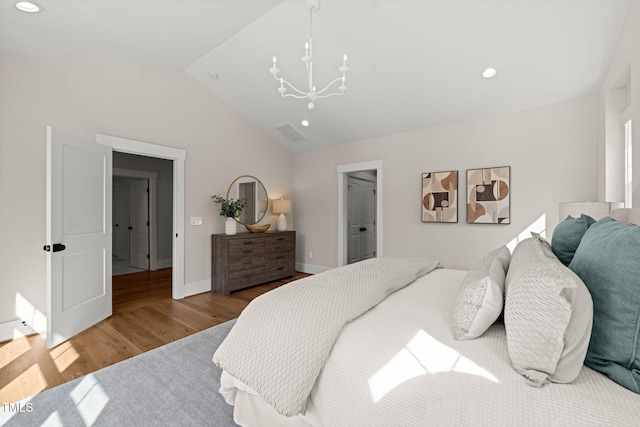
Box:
610 208 640 225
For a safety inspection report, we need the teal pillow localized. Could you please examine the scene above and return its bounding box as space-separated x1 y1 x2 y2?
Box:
552 214 596 266
568 217 640 394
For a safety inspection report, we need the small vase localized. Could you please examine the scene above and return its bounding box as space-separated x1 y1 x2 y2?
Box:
225 217 237 235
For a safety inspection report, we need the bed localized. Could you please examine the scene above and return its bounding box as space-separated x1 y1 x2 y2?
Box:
213 208 640 426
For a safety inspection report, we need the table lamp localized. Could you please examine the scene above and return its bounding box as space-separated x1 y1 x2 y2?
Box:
273 199 291 231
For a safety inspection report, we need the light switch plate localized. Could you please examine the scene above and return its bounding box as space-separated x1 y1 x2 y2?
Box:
190 217 203 226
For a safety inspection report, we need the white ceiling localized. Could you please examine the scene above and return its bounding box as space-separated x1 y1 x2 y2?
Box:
0 0 631 153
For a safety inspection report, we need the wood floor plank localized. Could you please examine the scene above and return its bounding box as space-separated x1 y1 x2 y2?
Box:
0 268 309 404
105 311 167 353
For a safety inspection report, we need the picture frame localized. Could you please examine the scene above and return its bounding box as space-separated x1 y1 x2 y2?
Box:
421 170 458 223
466 166 510 224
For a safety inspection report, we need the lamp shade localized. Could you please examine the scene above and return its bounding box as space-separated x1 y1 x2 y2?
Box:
558 201 624 221
272 199 291 214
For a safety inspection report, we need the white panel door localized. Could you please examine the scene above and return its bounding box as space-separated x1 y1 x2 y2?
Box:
129 179 149 270
361 180 377 261
347 175 377 264
347 177 363 264
112 180 121 260
46 127 112 349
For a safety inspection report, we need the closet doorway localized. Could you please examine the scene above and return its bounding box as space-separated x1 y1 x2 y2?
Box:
112 152 174 277
337 160 384 267
346 171 377 264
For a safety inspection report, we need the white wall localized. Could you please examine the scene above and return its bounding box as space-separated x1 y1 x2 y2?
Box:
597 0 640 204
0 53 293 325
293 97 598 271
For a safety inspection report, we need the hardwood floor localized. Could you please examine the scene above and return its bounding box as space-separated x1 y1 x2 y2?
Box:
0 268 309 404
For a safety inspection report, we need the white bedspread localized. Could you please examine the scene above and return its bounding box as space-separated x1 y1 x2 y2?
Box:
222 268 640 427
213 257 441 417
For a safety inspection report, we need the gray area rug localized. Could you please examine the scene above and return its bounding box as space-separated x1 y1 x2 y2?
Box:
1 319 238 427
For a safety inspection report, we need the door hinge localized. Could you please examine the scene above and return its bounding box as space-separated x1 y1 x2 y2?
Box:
147 254 150 259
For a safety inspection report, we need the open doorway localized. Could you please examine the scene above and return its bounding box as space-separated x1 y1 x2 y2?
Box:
346 171 377 264
96 133 186 300
337 160 384 267
112 152 173 277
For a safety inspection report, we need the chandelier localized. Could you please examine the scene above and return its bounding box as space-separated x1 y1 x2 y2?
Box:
269 0 349 110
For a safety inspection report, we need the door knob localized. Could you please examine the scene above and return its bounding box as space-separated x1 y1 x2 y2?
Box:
359 227 367 232
128 226 133 230
43 243 66 252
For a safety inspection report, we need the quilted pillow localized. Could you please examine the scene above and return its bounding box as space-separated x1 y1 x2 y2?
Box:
568 217 640 394
504 237 593 386
551 214 595 266
452 246 511 340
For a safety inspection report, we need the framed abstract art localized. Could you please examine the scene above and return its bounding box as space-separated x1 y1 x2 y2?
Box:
466 166 510 224
421 170 458 223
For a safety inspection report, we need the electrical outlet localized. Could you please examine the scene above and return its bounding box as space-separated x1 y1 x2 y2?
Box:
307 251 313 259
190 217 203 226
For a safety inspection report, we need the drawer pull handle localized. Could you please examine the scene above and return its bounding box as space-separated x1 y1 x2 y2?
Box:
243 250 254 254
276 256 284 260
243 241 253 245
277 238 284 241
276 267 284 271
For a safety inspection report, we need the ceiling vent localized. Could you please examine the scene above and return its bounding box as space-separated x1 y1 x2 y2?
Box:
275 122 308 143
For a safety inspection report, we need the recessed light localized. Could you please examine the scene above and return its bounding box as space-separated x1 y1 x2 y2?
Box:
301 120 310 127
482 67 497 79
207 71 219 80
15 1 43 13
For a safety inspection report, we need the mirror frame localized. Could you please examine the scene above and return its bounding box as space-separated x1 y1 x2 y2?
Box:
226 175 269 225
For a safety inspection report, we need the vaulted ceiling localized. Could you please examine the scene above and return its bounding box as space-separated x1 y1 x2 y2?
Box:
0 0 631 152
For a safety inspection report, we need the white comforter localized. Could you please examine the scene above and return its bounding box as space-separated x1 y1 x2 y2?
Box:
213 257 441 417
221 268 640 427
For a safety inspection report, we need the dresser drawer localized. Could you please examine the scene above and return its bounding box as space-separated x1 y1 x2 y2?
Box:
265 250 292 264
228 253 265 273
229 237 265 258
263 262 293 282
227 266 264 291
266 234 295 252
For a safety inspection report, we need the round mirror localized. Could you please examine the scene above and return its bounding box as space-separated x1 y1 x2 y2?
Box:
226 175 269 225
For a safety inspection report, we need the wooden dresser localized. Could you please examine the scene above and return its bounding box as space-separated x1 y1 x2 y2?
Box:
211 230 296 295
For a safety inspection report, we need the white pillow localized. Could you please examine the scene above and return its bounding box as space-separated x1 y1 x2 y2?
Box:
504 236 593 386
452 246 511 340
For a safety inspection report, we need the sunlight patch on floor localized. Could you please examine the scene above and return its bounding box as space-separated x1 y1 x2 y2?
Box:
0 364 46 402
50 341 80 374
369 330 498 402
0 336 30 371
42 410 63 426
71 374 109 426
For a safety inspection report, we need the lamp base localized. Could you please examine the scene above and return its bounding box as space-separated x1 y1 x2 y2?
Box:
277 213 287 231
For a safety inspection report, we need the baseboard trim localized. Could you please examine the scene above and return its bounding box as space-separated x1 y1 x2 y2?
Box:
0 319 37 343
156 259 172 270
296 263 332 275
